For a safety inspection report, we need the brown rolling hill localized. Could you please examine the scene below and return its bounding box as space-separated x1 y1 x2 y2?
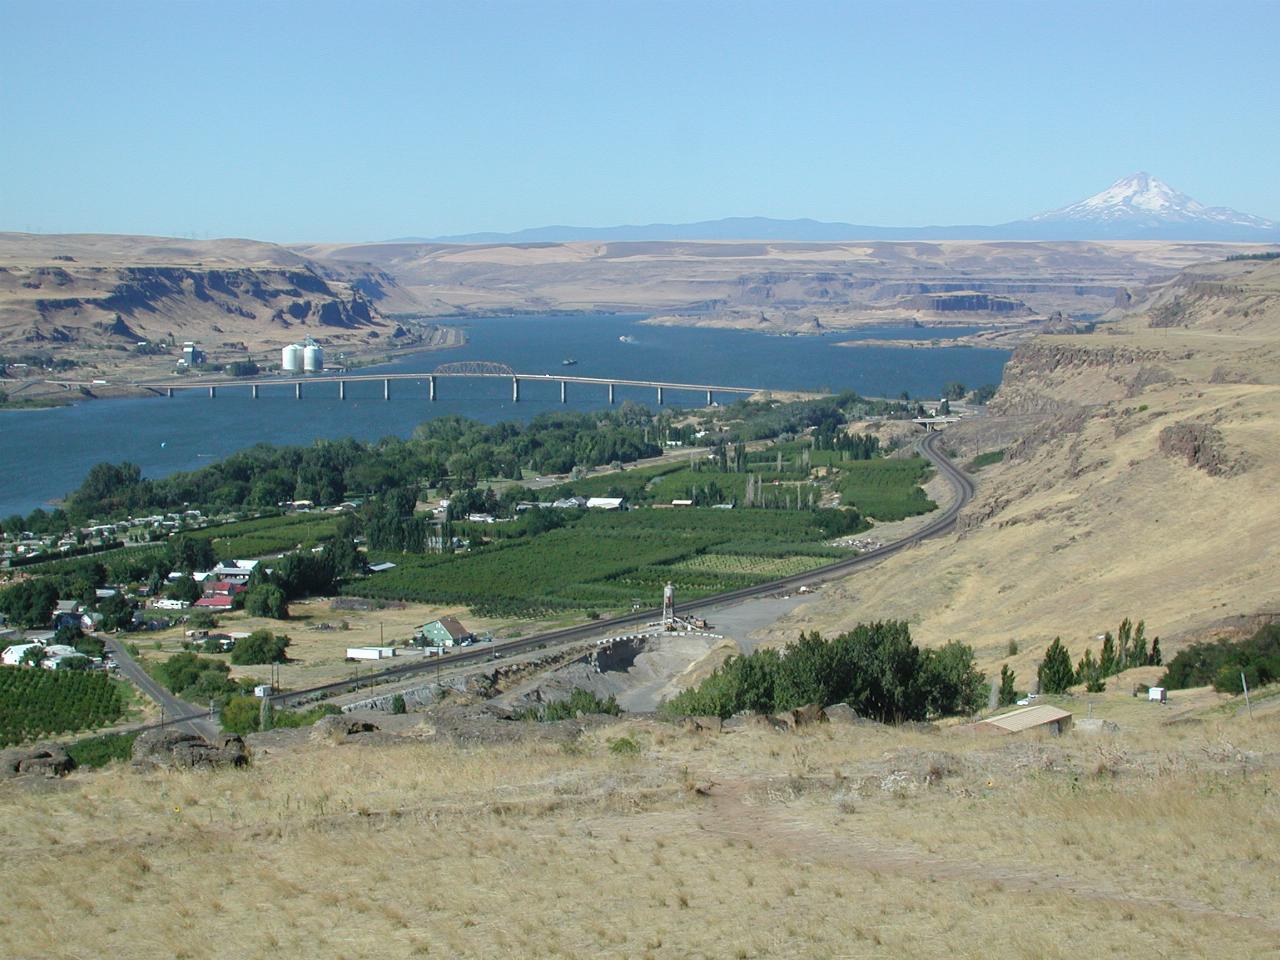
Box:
759 255 1280 674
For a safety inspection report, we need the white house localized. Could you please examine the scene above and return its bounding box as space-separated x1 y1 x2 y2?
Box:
2 642 43 666
211 560 259 582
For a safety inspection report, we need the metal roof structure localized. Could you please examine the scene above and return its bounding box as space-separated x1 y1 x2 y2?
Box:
979 704 1073 734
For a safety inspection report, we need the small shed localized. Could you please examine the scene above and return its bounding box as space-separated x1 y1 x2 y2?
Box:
977 704 1073 736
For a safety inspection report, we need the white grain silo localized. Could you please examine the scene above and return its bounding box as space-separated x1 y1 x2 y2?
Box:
302 343 324 373
281 343 303 372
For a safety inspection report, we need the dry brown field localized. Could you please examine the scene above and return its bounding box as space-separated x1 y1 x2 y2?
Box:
0 686 1275 960
135 599 582 690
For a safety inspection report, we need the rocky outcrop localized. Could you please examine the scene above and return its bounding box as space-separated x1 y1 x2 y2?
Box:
0 743 75 779
897 292 1030 314
309 716 382 743
131 729 249 770
777 704 828 728
1158 422 1247 477
1037 310 1095 335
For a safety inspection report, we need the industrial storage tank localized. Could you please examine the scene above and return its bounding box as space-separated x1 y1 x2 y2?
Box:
302 343 324 372
281 343 303 372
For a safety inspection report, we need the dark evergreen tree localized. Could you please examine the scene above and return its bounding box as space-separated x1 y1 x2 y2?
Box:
1132 620 1148 666
1117 618 1134 671
1099 632 1116 675
1038 637 1076 694
998 664 1018 707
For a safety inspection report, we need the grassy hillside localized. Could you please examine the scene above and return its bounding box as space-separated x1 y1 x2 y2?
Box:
759 257 1280 676
0 692 1274 959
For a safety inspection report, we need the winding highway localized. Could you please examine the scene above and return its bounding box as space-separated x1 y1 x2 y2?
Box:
272 430 973 709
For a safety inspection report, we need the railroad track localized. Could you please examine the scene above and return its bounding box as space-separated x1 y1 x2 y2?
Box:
272 431 973 708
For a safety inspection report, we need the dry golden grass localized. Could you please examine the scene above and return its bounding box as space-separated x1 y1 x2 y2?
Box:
138 599 575 690
1 703 1275 959
762 261 1280 671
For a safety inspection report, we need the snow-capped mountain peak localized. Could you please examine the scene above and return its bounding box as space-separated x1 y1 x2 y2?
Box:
1029 173 1276 231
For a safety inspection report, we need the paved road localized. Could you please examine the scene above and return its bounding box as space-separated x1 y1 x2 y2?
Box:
273 430 973 709
105 637 221 738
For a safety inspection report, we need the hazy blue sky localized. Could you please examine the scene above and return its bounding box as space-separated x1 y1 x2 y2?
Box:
2 0 1277 241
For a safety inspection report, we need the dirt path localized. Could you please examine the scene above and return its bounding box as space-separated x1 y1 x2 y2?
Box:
690 777 1280 934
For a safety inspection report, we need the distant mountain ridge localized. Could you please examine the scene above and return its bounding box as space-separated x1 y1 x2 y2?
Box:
418 174 1280 244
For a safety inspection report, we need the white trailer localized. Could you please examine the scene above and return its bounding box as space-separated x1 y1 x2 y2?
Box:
347 646 397 661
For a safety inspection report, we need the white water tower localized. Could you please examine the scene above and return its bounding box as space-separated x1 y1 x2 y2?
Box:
302 343 324 373
663 582 675 624
281 343 303 372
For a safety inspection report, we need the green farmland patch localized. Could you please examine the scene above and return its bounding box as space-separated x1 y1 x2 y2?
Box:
346 508 862 617
837 457 937 522
186 513 343 560
0 666 127 747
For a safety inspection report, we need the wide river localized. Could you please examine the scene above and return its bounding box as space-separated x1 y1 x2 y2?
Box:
0 314 1009 517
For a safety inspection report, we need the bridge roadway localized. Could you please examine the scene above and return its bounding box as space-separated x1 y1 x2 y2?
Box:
271 430 973 710
131 370 766 405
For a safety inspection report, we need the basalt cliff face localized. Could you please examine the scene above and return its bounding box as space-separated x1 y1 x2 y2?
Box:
767 256 1280 672
0 233 430 360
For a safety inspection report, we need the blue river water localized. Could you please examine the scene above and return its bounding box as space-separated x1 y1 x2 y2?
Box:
0 314 1009 516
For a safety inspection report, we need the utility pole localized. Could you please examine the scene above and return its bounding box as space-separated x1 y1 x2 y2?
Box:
1242 672 1254 719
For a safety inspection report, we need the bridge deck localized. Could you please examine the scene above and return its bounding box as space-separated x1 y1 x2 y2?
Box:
130 371 766 394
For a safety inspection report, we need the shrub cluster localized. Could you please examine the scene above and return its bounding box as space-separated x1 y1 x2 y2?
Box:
660 623 986 722
1160 623 1280 694
518 688 621 722
229 629 290 665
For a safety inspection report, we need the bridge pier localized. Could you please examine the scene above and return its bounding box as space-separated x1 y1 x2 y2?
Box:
512 377 520 402
166 387 173 398
338 380 346 400
251 384 258 399
383 378 390 400
295 382 302 400
706 389 713 406
209 386 216 399
656 386 663 405
608 383 614 404
560 380 566 403
429 375 436 401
